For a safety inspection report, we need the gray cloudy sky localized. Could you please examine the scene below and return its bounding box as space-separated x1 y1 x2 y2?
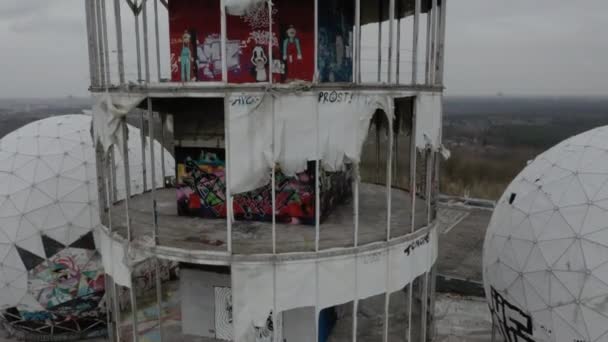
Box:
0 0 606 98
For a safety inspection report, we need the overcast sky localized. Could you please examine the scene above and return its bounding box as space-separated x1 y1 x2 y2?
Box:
0 0 606 98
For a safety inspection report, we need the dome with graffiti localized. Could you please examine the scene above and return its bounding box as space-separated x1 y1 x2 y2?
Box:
0 114 174 339
483 125 608 342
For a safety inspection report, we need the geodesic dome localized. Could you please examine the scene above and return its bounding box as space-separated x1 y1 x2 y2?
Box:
0 114 174 337
483 126 608 342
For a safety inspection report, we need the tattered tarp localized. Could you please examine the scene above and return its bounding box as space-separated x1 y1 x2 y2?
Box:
94 227 149 288
92 92 145 155
228 93 393 194
415 92 442 150
94 228 132 287
232 227 438 342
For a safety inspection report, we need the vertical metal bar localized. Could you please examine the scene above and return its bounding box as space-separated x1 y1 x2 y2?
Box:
412 0 420 84
140 111 148 192
271 97 277 254
424 2 432 85
353 165 360 247
383 101 394 342
421 271 429 341
222 0 232 254
95 0 106 86
388 0 395 84
154 0 162 81
410 101 417 234
377 0 383 83
143 0 151 82
134 5 143 83
101 0 111 85
395 0 402 85
121 117 138 341
426 152 433 225
129 284 139 342
267 0 273 84
386 110 393 241
102 158 115 342
355 0 361 84
224 96 233 253
352 255 359 342
160 113 167 184
106 151 121 342
428 265 438 341
220 0 228 82
314 0 319 82
114 0 126 85
85 0 98 88
383 255 391 342
147 108 158 237
109 147 118 203
122 120 133 242
315 100 321 252
437 0 448 85
155 257 164 341
429 0 438 85
406 282 413 341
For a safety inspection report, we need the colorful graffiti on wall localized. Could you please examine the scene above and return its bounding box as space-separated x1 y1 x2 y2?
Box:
227 0 315 83
176 147 352 225
1 233 106 338
318 0 354 82
168 0 315 83
169 0 224 82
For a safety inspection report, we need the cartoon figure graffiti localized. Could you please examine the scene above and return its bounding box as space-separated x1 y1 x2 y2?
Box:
282 25 302 80
251 46 268 82
197 37 216 80
180 31 193 82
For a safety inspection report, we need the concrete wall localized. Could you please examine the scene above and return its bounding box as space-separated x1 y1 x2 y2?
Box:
180 266 231 338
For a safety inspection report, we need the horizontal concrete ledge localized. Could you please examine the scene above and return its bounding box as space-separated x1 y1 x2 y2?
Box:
98 223 436 266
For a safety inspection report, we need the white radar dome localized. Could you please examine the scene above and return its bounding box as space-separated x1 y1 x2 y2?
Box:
0 114 174 338
483 125 608 342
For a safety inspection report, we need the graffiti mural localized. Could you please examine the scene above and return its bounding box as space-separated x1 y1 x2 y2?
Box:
1 233 107 338
169 0 223 82
318 0 354 82
226 0 314 83
489 286 535 342
176 147 352 225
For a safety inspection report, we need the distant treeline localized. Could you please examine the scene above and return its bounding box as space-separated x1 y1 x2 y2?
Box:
441 96 608 199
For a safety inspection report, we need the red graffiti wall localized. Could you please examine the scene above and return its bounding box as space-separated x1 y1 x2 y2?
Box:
169 0 222 82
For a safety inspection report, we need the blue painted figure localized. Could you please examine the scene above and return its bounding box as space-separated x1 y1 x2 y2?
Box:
180 31 192 82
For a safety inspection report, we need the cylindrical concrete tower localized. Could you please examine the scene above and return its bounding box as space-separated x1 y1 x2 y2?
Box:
86 0 446 341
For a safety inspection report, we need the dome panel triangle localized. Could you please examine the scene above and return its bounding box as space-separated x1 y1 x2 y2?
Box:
580 304 608 341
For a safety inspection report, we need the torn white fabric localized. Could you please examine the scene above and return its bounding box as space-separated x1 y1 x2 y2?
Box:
228 93 394 194
94 227 132 288
92 92 145 155
275 94 317 176
225 0 265 16
228 94 275 193
318 93 392 172
232 227 438 342
415 93 442 150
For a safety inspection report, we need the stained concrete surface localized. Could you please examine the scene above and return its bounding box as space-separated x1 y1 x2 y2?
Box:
109 183 429 254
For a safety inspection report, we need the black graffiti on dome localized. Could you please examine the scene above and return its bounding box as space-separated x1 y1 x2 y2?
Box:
318 91 354 104
231 95 262 106
403 233 430 256
489 286 536 342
